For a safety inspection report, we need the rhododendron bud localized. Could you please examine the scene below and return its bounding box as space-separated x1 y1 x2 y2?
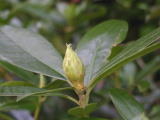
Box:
63 44 85 90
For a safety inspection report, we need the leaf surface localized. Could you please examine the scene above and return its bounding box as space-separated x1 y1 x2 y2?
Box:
76 20 128 86
91 27 160 88
0 26 65 80
109 88 148 120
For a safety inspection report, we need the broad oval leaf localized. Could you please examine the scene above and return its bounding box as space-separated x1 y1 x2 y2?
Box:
109 88 148 120
0 26 66 80
76 20 128 86
90 27 160 89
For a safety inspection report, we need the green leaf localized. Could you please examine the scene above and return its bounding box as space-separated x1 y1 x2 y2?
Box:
77 118 109 120
91 27 160 89
0 61 38 85
120 62 137 86
136 56 160 81
150 105 160 120
45 80 66 89
47 93 79 105
0 85 72 102
0 96 37 111
108 45 124 60
0 81 34 87
0 26 66 80
76 20 128 86
68 103 98 117
0 100 36 111
0 86 44 96
16 87 72 101
109 88 148 120
8 2 53 22
137 80 150 92
0 113 13 120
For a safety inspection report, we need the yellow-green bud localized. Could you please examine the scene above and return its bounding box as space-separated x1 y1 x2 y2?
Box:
63 44 85 90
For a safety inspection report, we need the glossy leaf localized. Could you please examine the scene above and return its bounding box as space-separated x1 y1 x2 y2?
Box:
0 61 38 85
68 103 98 117
76 20 128 86
91 27 160 89
0 26 66 80
109 88 148 120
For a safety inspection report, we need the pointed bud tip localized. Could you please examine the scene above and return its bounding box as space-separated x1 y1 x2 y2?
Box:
66 43 72 48
63 43 85 90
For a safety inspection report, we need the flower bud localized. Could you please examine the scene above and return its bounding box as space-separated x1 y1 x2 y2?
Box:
63 44 85 90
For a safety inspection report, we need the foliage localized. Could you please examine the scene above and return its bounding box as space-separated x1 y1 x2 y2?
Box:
0 0 160 120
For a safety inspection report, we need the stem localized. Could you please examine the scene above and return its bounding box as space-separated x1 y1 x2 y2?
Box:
34 98 41 120
79 94 86 107
78 90 90 108
34 74 46 120
39 74 45 88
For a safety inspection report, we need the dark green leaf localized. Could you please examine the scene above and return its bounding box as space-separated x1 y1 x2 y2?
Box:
149 105 160 120
0 100 36 111
46 93 79 105
76 20 128 86
0 113 13 120
77 118 109 120
0 86 44 96
109 88 148 120
68 103 98 117
138 80 150 92
136 56 160 81
45 80 66 89
0 85 72 102
16 87 72 101
0 26 66 80
108 45 124 60
0 61 38 85
9 2 52 21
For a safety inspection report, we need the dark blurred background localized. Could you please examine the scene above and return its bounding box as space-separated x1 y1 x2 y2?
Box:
0 0 160 120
